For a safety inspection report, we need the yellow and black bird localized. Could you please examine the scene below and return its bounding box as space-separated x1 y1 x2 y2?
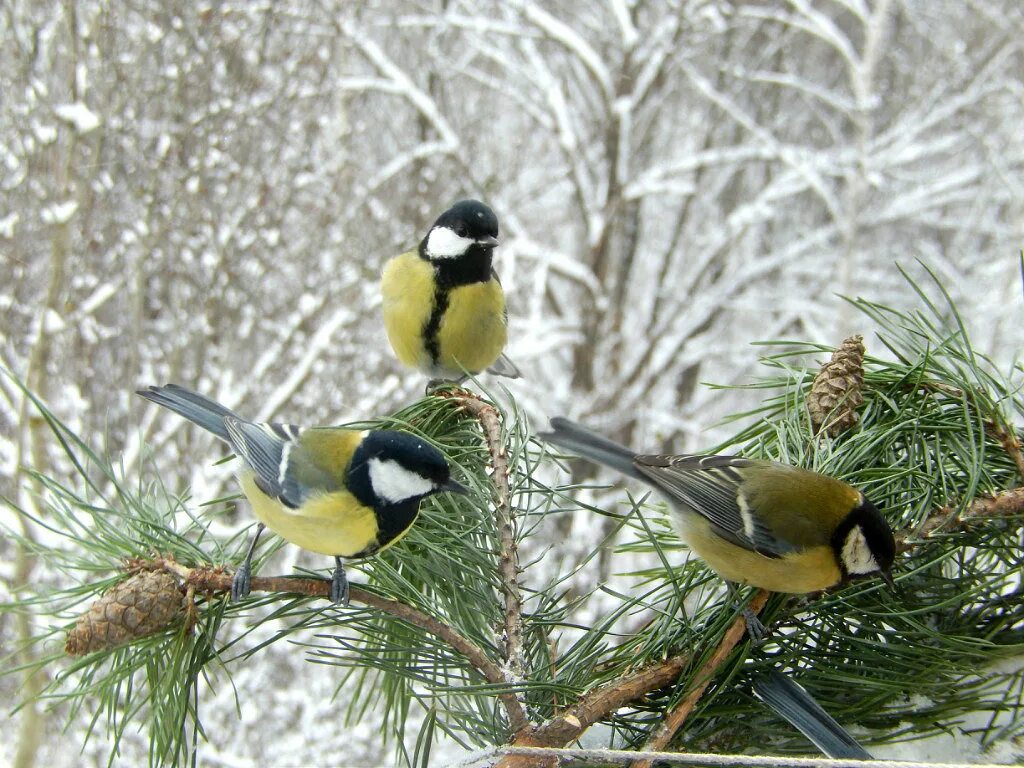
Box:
541 418 895 594
138 384 467 603
381 199 519 384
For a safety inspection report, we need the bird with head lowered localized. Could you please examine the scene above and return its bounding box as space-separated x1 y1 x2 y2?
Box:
541 417 895 595
381 199 519 386
137 384 468 603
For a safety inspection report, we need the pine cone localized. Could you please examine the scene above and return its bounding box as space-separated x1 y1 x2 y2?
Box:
807 334 866 437
65 571 185 656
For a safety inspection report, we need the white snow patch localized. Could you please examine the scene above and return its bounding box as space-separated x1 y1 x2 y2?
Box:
40 200 78 224
0 212 19 238
30 77 48 99
33 122 58 144
42 309 66 334
54 102 101 134
75 63 89 96
2 143 20 172
146 22 165 43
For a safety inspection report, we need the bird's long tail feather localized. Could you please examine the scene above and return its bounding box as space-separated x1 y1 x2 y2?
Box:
539 417 643 480
136 384 238 442
753 670 872 759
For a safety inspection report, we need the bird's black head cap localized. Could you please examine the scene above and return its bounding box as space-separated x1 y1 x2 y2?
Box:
432 199 498 241
419 200 500 284
370 430 451 481
347 430 457 510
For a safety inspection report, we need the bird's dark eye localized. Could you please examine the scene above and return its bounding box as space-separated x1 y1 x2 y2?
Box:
455 225 467 237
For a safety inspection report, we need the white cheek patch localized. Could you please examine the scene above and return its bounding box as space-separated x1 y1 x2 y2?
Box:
426 226 474 259
368 457 435 504
842 527 880 575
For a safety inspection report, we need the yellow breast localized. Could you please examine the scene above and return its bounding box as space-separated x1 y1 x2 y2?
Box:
381 251 435 370
239 472 382 557
436 280 507 374
674 512 842 593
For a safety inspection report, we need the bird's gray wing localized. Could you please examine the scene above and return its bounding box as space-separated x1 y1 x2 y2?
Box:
223 418 331 509
633 454 796 557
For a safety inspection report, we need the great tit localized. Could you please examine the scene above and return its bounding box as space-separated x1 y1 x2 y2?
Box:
137 384 468 603
541 418 895 594
381 199 519 384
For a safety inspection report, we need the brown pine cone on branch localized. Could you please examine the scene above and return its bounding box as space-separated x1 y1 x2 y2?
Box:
807 334 866 437
65 570 186 656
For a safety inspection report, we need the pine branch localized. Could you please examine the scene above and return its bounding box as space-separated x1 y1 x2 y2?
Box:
631 591 771 768
445 389 526 682
913 379 1024 480
497 594 772 768
6 266 1024 764
496 653 694 768
491 745 1017 767
897 486 1024 550
495 472 1024 763
129 555 532 734
990 422 1024 480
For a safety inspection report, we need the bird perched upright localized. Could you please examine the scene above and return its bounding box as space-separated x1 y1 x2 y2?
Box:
137 384 468 603
381 199 519 384
541 418 895 594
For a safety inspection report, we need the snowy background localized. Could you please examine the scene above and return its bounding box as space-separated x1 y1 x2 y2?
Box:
2 1 1022 765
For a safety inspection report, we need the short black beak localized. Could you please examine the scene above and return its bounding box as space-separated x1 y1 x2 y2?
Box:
441 478 471 495
476 235 499 249
879 569 897 591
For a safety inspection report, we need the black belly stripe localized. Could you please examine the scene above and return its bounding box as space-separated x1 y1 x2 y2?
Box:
421 247 495 366
423 284 451 366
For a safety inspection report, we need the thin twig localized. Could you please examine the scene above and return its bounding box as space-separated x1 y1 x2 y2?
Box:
447 391 526 681
496 652 693 768
989 422 1024 480
137 556 531 733
630 590 770 768
896 486 1024 551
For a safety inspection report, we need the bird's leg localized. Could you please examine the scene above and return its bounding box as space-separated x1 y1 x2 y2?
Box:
329 556 350 605
742 608 768 642
728 582 768 642
425 375 467 395
231 522 265 601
